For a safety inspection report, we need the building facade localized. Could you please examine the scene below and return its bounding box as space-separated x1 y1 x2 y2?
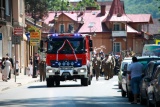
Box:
43 0 153 56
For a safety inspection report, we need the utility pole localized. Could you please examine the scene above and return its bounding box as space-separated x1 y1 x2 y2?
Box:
32 0 37 78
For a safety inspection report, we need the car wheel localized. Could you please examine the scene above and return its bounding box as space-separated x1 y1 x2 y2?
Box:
128 92 134 102
121 88 126 97
147 97 154 107
140 94 146 105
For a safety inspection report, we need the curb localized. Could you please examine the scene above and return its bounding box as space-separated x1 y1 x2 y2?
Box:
0 79 40 92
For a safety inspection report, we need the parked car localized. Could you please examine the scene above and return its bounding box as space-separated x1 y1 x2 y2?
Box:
118 57 132 89
120 56 160 102
146 65 160 107
139 60 160 105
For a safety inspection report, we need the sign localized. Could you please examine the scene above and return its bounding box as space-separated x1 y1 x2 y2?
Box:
156 40 160 45
12 36 21 44
30 32 40 46
14 27 23 36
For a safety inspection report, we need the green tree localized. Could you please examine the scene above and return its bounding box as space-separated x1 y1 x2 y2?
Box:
25 0 49 20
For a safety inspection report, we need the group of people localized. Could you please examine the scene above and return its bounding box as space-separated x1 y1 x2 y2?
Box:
28 53 46 82
1 54 18 82
91 52 120 81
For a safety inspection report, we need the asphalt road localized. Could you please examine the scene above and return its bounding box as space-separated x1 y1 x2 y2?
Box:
0 76 146 107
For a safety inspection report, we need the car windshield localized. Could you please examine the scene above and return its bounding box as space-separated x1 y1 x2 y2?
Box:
47 38 85 54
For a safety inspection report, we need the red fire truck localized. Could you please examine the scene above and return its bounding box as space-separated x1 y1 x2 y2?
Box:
42 33 93 87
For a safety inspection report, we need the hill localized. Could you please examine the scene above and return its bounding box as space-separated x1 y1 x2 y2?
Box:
124 0 160 18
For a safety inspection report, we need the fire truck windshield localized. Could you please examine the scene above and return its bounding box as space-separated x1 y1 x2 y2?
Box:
47 38 85 54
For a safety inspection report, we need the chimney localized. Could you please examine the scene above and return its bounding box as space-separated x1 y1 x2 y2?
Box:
101 5 106 16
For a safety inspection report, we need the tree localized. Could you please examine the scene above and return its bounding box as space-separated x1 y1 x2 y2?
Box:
25 0 49 20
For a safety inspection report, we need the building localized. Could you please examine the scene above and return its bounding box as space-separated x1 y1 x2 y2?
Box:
0 0 27 74
43 0 153 56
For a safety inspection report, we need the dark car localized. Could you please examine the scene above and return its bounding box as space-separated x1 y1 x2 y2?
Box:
146 65 160 107
121 56 160 102
139 60 160 105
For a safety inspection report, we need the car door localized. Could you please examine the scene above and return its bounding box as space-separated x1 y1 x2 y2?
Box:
153 68 160 101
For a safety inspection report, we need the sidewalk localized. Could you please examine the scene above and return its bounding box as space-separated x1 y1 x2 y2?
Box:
0 72 40 92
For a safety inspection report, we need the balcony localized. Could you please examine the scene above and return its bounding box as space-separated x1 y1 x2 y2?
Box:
112 31 127 37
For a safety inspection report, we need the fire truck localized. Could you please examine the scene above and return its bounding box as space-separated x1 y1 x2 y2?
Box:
41 33 93 87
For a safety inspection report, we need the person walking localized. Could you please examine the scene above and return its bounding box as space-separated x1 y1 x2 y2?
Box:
3 57 12 82
1 57 6 81
39 60 46 82
127 56 143 104
102 54 112 80
92 53 101 81
28 61 33 76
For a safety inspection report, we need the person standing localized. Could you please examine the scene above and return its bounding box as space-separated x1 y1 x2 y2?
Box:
28 61 33 76
39 60 46 82
127 56 143 104
1 57 6 81
4 57 12 82
92 53 101 81
15 61 20 75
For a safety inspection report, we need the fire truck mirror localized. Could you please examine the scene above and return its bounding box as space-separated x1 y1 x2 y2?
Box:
89 48 93 51
89 40 93 48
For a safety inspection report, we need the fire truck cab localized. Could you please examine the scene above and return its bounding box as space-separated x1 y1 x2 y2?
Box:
43 33 93 87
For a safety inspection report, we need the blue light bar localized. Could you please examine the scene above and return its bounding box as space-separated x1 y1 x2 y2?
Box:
74 33 80 37
52 33 58 37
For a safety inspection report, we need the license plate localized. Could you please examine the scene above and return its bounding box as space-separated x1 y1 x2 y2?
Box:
62 72 70 76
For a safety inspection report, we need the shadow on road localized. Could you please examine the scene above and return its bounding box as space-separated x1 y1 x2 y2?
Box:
28 84 84 88
0 96 146 107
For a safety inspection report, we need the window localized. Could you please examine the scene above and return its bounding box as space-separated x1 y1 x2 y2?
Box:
5 0 9 16
68 23 74 33
59 24 65 33
20 0 23 15
113 42 121 53
113 23 121 31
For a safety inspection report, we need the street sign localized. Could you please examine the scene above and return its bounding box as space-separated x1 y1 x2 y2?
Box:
30 32 40 46
14 27 23 36
12 36 21 44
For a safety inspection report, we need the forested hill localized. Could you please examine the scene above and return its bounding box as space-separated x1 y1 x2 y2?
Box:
124 0 160 18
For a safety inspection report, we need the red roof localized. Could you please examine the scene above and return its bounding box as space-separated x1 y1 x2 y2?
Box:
127 14 153 23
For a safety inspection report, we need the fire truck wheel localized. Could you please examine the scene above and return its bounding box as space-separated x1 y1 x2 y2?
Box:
55 80 60 86
81 78 88 86
46 78 52 87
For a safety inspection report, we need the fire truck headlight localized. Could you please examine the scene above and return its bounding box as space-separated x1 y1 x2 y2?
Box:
78 68 86 73
47 69 53 73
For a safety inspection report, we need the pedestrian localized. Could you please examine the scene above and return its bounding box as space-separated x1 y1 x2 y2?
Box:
28 61 33 76
3 57 12 82
15 60 20 75
102 54 112 80
92 53 101 81
39 59 46 82
127 56 143 104
110 54 116 78
1 57 6 81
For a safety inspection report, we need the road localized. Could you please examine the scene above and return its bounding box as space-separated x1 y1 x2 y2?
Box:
0 76 145 107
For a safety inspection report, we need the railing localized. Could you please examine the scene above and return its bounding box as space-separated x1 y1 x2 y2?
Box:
112 31 127 37
0 7 5 21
